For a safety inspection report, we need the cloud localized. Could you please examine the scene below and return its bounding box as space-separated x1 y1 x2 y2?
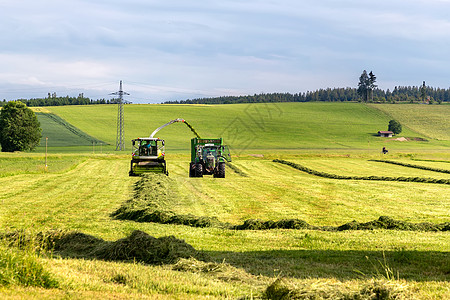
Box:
1 0 450 102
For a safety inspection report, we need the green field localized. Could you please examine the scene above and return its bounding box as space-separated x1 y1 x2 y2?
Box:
45 102 450 153
0 103 449 299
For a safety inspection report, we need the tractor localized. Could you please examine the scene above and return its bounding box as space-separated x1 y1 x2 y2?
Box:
189 138 231 178
129 137 167 176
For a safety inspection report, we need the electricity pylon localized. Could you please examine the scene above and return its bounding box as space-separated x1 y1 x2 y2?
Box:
111 81 129 151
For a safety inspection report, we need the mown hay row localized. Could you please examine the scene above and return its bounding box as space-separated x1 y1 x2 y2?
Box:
273 159 450 184
225 162 248 177
1 230 204 265
112 172 449 232
265 278 411 300
233 216 449 232
335 216 449 232
173 257 261 286
370 159 450 174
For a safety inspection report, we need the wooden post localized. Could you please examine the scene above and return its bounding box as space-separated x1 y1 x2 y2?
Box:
45 137 48 170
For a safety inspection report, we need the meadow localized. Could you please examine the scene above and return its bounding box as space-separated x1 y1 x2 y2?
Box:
46 102 450 152
0 103 449 299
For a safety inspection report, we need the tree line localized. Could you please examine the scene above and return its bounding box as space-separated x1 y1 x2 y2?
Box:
165 85 450 105
0 96 125 107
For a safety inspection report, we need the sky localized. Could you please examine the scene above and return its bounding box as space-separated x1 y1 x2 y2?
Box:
1 0 450 103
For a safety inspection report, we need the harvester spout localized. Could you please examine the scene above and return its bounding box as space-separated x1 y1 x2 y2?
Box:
149 118 202 139
150 118 185 138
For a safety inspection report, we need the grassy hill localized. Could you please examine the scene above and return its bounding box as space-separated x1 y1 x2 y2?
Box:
45 103 449 153
368 103 450 141
36 112 105 147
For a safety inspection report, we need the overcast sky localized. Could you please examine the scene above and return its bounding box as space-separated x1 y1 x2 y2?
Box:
1 0 449 103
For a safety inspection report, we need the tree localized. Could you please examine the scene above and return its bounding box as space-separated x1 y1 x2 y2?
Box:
369 71 377 101
0 101 42 152
357 70 370 101
420 81 426 102
388 119 402 135
357 70 377 102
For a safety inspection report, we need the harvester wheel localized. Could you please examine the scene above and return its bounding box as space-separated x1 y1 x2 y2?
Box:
189 162 195 177
195 163 203 177
218 162 225 178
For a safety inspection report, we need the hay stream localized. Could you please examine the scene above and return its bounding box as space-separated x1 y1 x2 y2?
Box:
182 120 201 139
112 174 450 232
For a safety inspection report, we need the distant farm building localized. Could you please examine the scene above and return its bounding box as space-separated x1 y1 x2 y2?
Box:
378 131 394 137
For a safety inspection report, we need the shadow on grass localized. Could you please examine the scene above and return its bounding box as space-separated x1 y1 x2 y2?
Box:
4 230 448 283
205 249 450 282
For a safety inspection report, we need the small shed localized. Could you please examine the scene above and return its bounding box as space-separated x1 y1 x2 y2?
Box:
378 131 393 137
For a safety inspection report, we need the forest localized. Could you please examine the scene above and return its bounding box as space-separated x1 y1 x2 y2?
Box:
165 86 450 104
0 96 123 107
2 85 449 106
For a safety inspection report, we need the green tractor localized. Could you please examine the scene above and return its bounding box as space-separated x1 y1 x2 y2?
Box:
189 138 231 178
129 137 168 176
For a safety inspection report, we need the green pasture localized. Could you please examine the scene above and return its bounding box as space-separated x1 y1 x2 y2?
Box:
0 153 449 298
0 102 449 298
369 103 450 141
44 103 450 153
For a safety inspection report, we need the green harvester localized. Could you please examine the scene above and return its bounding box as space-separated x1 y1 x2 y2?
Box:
129 137 168 176
189 137 231 178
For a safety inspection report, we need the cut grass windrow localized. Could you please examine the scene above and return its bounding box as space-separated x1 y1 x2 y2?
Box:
225 162 248 177
370 159 450 174
112 174 450 231
273 159 450 185
265 278 411 300
2 230 205 265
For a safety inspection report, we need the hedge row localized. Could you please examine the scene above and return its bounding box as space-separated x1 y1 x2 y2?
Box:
370 159 450 174
273 159 450 184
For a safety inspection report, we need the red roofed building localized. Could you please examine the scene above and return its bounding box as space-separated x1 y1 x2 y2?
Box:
378 131 394 137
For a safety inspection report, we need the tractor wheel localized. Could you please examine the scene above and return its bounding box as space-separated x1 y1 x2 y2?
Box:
189 162 195 177
218 162 225 178
195 163 203 177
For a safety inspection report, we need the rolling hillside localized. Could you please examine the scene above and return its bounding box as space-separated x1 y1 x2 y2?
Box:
45 103 450 152
36 112 105 147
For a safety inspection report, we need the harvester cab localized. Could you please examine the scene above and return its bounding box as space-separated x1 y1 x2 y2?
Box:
129 137 167 176
189 138 231 178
